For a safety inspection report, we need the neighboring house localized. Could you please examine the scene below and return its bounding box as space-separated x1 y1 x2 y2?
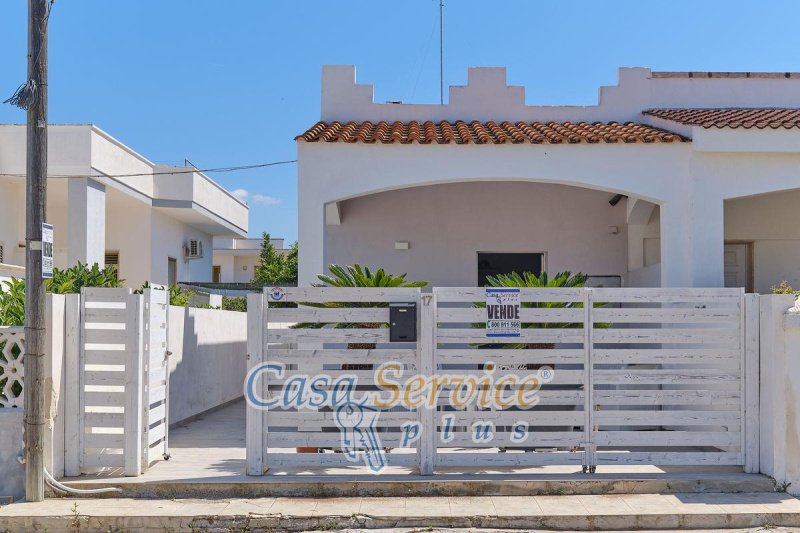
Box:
0 125 248 288
212 236 286 283
297 66 800 292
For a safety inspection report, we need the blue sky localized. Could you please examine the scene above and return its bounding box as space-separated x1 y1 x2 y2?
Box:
3 1 800 243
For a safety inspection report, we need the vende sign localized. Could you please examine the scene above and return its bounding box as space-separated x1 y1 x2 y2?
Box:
485 288 521 337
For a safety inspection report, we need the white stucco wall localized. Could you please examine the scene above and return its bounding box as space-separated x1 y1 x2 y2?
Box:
0 410 24 501
167 306 247 424
151 211 213 285
105 197 153 288
324 182 628 287
0 180 25 268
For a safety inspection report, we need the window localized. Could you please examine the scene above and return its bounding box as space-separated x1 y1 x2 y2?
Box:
477 252 544 286
168 257 177 286
104 251 120 279
0 243 4 264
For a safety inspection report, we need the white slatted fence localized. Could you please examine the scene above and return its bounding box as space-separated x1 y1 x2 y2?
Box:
248 287 422 472
590 287 750 468
246 286 758 475
433 287 588 468
142 287 169 468
78 288 142 474
65 287 170 476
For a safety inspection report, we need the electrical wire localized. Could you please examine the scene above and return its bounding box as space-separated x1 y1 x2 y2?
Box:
16 456 122 495
4 0 55 111
0 159 297 180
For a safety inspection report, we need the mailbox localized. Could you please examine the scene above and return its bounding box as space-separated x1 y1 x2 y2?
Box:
389 302 417 342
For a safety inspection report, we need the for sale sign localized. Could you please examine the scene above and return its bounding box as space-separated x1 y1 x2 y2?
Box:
42 223 53 279
486 288 521 337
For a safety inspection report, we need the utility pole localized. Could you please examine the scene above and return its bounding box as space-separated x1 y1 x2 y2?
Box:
439 0 444 105
24 0 49 502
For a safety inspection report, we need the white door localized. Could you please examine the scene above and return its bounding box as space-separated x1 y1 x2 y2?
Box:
724 243 750 290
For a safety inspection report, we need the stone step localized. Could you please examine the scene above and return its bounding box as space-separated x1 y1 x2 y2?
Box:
53 471 777 499
2 493 800 532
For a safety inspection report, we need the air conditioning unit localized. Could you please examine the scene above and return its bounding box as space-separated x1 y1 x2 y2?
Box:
183 240 203 260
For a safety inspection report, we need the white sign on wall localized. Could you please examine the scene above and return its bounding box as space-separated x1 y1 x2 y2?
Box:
486 288 521 337
42 223 53 279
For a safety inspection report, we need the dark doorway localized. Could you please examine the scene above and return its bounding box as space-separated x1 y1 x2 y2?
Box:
477 252 544 286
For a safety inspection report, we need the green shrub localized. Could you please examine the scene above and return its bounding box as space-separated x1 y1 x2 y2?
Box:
771 280 799 295
47 262 124 294
222 296 247 312
168 284 193 306
0 278 25 326
1 262 124 326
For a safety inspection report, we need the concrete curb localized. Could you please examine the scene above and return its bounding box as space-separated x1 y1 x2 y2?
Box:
50 474 778 499
2 509 800 532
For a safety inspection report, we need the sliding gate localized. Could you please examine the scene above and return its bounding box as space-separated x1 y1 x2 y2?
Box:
247 287 758 474
432 287 757 471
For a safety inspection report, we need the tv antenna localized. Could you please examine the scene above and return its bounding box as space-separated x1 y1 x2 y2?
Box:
439 0 444 104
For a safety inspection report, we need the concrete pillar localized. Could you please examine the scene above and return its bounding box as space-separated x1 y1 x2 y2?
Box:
659 194 724 288
690 194 724 287
659 201 691 287
67 178 105 268
298 200 325 286
759 295 800 495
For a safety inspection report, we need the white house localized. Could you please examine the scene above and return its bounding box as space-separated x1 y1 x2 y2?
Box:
211 236 287 283
297 66 800 292
0 124 248 288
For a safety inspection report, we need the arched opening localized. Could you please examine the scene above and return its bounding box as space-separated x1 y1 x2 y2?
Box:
321 181 651 287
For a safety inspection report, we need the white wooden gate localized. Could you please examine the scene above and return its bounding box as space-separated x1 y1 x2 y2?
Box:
65 287 169 476
431 287 588 468
142 287 170 467
589 288 757 469
246 287 758 475
246 287 421 474
432 287 757 471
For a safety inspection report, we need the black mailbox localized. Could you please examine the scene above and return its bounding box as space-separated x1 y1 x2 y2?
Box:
389 302 417 342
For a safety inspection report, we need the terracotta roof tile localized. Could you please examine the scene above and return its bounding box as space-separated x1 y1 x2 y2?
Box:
296 120 687 145
644 108 800 129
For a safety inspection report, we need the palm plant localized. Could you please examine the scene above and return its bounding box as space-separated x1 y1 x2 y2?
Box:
298 263 427 353
477 270 597 351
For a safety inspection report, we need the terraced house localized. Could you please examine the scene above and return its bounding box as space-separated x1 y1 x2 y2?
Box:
297 66 800 293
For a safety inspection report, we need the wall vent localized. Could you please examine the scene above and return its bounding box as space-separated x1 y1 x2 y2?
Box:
183 240 203 260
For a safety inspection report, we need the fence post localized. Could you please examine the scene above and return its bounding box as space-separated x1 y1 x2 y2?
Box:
417 290 436 475
246 292 265 475
582 288 596 472
63 294 81 476
743 293 760 473
124 292 144 476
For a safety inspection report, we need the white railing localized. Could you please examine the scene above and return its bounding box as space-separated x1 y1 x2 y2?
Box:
0 327 25 409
